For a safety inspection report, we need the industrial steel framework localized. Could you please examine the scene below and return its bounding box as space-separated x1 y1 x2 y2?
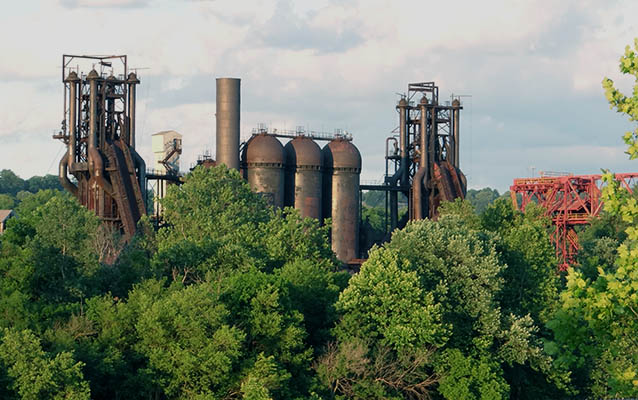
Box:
361 82 466 235
54 55 147 240
510 173 638 270
250 125 353 142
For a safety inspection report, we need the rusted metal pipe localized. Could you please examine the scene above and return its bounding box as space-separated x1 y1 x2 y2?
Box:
385 160 406 231
419 96 428 168
429 102 437 177
87 70 113 195
87 70 98 151
132 150 146 207
397 98 409 186
59 152 77 196
452 99 460 168
414 98 428 221
127 72 139 148
64 71 80 172
412 166 427 219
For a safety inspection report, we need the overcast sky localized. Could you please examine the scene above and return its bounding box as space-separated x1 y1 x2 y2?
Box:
1 0 638 193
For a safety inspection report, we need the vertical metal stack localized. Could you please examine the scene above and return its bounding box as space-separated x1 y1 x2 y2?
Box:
215 78 241 170
54 55 147 241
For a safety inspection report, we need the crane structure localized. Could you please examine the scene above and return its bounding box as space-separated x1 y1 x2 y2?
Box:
509 173 638 270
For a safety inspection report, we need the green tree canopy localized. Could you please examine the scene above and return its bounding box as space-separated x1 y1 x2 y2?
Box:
0 171 62 209
0 170 26 197
548 38 638 398
15 165 345 400
320 212 565 399
465 188 502 214
0 194 15 210
0 328 90 400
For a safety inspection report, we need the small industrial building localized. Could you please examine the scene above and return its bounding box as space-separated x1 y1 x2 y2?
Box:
151 130 182 216
0 210 15 234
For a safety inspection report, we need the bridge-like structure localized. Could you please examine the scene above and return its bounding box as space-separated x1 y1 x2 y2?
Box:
510 173 638 269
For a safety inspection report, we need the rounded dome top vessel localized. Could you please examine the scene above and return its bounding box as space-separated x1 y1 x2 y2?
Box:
245 133 284 165
284 136 322 168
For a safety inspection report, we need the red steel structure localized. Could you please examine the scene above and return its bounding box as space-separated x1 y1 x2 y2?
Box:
510 173 638 270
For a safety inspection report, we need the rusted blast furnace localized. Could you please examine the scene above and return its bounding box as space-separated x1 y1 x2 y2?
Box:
361 82 466 232
408 92 465 221
54 55 146 240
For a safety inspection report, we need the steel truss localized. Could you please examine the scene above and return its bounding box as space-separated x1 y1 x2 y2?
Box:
510 173 638 269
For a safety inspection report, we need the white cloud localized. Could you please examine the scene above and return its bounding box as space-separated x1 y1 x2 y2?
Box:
59 0 150 8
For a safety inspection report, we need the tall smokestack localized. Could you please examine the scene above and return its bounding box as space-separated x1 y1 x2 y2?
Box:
216 78 241 170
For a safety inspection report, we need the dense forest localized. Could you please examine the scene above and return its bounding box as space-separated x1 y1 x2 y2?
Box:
0 170 62 209
0 40 637 399
0 164 633 399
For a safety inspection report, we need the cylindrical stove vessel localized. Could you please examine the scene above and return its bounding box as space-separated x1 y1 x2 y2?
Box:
322 139 361 263
216 78 240 170
245 134 285 208
284 137 323 219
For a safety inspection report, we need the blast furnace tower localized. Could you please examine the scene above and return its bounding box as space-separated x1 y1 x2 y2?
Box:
361 82 466 233
54 55 147 240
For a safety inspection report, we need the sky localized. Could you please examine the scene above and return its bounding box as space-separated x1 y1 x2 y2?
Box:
1 0 638 193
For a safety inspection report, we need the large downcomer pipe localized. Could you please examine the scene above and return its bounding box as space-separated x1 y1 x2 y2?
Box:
398 98 409 186
216 78 240 170
413 95 429 220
